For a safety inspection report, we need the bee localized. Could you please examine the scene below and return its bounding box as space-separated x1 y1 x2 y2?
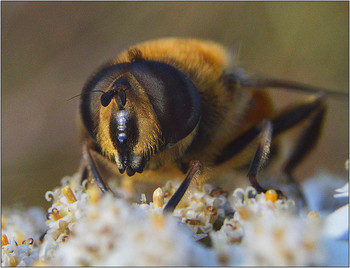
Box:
78 38 344 212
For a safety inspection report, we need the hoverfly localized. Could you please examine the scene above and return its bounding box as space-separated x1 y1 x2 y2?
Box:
78 38 346 212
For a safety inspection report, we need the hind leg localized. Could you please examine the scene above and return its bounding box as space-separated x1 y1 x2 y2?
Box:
279 98 327 203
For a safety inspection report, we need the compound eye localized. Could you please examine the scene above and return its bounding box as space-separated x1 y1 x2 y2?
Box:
101 90 116 107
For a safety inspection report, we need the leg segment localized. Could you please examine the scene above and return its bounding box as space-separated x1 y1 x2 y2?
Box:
163 160 202 214
281 99 326 202
82 142 111 193
79 158 89 184
282 104 326 175
247 120 273 193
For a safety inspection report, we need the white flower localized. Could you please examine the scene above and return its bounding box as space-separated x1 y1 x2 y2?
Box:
323 183 349 239
2 172 348 266
321 183 349 266
211 188 323 266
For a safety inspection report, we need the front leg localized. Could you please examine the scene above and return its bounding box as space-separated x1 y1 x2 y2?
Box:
82 141 111 193
164 160 202 214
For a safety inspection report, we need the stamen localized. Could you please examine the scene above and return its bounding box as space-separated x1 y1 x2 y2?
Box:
62 186 77 204
140 193 147 204
46 212 52 220
45 191 54 202
88 184 100 205
51 208 62 221
153 187 164 208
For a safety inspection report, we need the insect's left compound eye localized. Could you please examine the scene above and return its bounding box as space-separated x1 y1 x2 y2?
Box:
129 60 201 145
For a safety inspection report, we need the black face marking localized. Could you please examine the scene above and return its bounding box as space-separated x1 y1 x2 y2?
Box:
118 90 126 106
111 76 132 108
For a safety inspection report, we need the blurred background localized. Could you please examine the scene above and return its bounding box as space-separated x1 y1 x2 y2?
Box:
2 2 348 209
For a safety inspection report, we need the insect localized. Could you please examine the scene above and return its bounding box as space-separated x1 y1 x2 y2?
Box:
78 38 344 212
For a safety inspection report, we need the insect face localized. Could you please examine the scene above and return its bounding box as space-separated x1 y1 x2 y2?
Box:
80 57 201 176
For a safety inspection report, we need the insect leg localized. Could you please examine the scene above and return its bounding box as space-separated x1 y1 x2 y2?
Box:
214 95 326 201
82 142 111 193
281 102 326 173
163 160 202 214
247 120 273 193
259 95 326 202
278 98 326 202
79 158 89 184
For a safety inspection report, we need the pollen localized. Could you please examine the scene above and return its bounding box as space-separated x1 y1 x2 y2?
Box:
62 186 77 203
1 234 9 247
265 189 278 202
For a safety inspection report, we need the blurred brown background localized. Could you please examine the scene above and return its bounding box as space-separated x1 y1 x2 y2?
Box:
2 2 348 209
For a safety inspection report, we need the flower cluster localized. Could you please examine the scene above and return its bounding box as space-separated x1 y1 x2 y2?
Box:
157 180 232 235
211 187 324 265
1 207 46 266
1 172 348 266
